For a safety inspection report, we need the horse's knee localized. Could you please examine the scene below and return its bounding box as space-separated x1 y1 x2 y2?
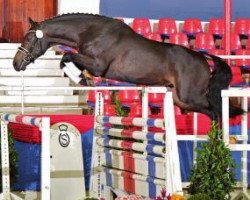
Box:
60 54 72 69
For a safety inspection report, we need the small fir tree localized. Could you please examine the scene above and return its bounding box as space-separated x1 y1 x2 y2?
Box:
188 121 237 200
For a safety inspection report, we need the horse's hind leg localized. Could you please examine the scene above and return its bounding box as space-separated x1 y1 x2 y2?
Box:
168 86 218 120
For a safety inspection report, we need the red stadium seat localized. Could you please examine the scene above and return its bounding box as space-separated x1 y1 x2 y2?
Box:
157 18 177 37
117 90 141 105
144 33 162 42
127 103 142 117
230 66 244 86
221 33 242 52
148 93 164 107
207 18 225 37
169 33 189 47
132 18 152 35
208 49 226 56
87 90 112 107
235 49 250 69
103 104 116 116
194 33 215 51
234 18 250 36
182 18 203 36
246 37 250 49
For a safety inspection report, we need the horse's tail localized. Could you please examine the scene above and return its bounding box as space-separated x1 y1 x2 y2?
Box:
205 53 244 118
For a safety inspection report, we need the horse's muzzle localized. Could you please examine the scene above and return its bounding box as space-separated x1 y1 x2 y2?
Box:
13 60 26 72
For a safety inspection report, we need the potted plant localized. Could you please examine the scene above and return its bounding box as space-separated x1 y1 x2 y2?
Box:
188 122 237 200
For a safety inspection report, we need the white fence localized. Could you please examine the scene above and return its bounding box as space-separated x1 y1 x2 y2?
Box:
222 88 250 199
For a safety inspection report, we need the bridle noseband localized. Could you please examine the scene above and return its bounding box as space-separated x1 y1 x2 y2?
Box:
17 46 35 63
17 30 43 64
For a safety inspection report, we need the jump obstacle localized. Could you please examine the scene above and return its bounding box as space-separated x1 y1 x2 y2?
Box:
0 87 182 200
0 114 50 200
0 114 86 200
1 86 250 199
90 87 183 199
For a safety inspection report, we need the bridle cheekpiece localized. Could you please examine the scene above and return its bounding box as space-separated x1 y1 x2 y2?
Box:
17 30 44 64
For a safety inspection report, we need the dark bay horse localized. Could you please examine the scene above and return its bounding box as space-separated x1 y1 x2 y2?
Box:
13 13 243 120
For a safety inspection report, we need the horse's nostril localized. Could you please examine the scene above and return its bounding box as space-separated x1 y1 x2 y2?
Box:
13 61 21 71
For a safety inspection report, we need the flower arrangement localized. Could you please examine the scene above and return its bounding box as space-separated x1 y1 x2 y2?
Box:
114 188 184 200
115 194 144 200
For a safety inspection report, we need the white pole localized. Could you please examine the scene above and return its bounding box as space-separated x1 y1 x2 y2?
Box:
193 113 198 164
142 88 149 156
241 97 248 194
40 118 51 200
1 121 11 200
222 93 230 145
90 92 104 198
164 92 182 195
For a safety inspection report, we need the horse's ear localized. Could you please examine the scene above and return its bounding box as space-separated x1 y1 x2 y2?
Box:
28 17 39 28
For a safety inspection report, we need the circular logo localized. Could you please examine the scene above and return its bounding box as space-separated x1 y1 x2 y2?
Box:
59 132 70 147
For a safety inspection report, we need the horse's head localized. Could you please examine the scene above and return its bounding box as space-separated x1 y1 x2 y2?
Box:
13 18 49 71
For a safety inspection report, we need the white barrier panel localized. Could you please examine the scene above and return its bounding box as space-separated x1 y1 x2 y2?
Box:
50 123 85 200
222 88 250 200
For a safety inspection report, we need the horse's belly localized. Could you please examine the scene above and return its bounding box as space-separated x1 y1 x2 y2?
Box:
105 65 165 85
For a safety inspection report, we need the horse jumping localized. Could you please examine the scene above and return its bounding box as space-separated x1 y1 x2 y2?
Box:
12 13 243 120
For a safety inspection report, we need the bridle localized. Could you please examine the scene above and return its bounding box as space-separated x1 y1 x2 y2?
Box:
17 30 43 65
17 46 35 63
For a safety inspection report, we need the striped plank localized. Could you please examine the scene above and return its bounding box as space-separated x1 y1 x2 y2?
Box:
100 168 165 198
96 115 164 128
0 69 64 77
97 137 165 156
0 59 61 69
1 113 41 126
0 43 21 49
6 89 73 96
0 77 70 86
0 106 83 114
99 148 165 179
0 95 83 104
0 49 56 57
95 126 165 142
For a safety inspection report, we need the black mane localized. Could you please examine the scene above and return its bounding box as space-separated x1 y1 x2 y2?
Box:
43 13 114 23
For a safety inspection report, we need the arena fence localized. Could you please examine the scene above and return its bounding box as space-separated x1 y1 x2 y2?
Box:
222 88 250 200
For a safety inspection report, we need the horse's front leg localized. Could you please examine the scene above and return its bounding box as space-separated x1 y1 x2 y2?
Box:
60 52 89 85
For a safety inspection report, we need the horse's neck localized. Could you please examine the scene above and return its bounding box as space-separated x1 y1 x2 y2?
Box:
45 22 85 49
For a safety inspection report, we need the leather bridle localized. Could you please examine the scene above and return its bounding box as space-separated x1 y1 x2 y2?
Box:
17 46 35 63
17 30 41 65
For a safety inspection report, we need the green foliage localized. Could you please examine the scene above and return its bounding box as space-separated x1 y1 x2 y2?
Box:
188 121 237 200
0 129 18 190
112 92 128 130
84 198 99 200
113 93 128 117
187 193 211 200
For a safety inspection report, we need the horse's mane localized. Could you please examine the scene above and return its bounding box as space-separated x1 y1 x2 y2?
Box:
43 13 113 23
